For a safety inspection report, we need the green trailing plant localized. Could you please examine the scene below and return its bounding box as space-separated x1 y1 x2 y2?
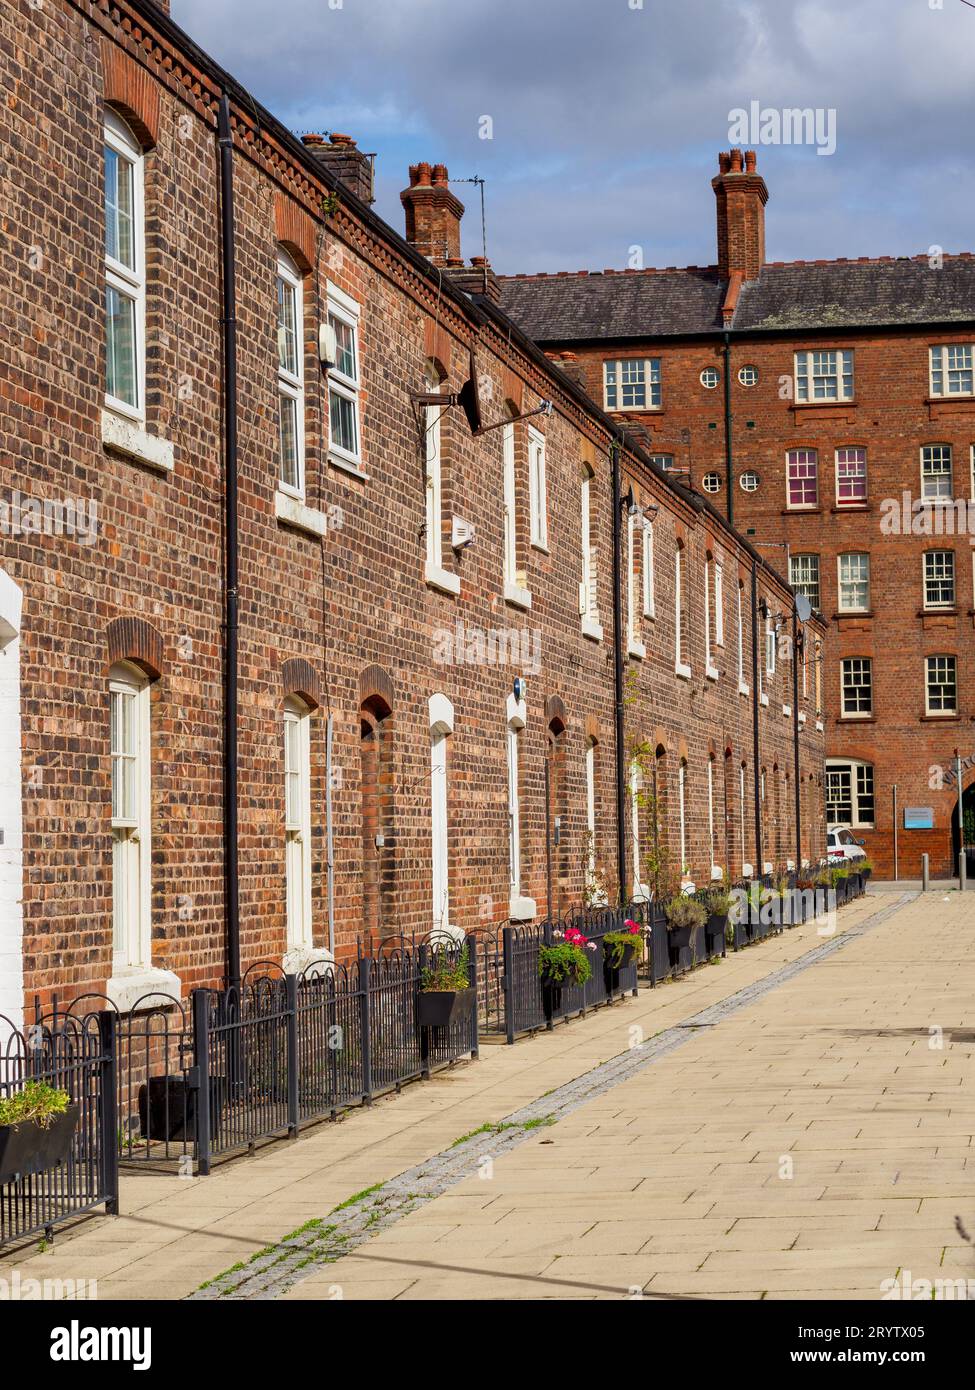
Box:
538 940 592 988
663 895 706 932
0 1080 70 1130
773 872 791 898
583 831 609 908
602 919 642 968
828 864 849 888
702 884 733 918
420 943 470 993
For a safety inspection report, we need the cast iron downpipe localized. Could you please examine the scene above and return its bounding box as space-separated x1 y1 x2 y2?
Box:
792 608 802 869
751 563 763 878
722 331 734 526
218 93 241 993
610 437 628 906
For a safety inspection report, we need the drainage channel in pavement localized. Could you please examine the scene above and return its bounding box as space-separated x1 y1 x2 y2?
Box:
190 892 916 1301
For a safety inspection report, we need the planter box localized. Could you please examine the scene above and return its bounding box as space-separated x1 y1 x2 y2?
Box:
705 913 728 957
139 1074 226 1144
667 923 693 973
417 987 475 1030
0 1103 79 1184
602 939 638 971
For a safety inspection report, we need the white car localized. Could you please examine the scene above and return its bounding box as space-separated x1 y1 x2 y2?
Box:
827 825 867 862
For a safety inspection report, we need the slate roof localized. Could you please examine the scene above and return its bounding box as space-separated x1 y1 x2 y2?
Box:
498 256 975 342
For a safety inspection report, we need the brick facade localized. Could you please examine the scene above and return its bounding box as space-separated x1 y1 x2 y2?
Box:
0 0 823 1015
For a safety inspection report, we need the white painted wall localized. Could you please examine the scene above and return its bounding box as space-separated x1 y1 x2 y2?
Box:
0 568 24 1037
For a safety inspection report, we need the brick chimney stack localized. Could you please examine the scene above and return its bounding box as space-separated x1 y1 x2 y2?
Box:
301 133 375 205
712 148 768 283
400 163 465 268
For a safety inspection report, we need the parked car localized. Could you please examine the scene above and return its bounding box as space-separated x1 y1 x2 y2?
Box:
827 825 867 862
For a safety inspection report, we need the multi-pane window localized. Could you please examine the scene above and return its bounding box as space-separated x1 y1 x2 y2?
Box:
736 583 747 691
835 447 867 505
825 760 874 828
626 511 643 654
579 465 599 629
841 658 872 717
930 344 974 398
502 420 518 589
738 364 759 387
790 554 821 611
326 283 361 469
794 349 854 402
786 449 818 508
838 552 870 612
430 697 453 933
739 470 760 493
714 562 724 646
104 112 144 416
700 367 720 389
284 699 312 950
921 444 952 500
924 550 955 609
424 363 445 574
507 701 525 901
678 761 688 872
110 663 150 970
277 251 304 494
603 358 661 411
528 427 547 548
702 472 721 493
585 738 598 897
925 655 957 715
649 453 673 470
642 518 655 618
675 544 690 674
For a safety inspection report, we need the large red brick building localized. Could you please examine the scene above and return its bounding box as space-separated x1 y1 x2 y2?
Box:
501 150 975 879
0 0 823 1027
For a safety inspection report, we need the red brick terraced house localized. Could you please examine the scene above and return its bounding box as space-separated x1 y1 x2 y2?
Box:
0 0 824 1025
501 149 975 880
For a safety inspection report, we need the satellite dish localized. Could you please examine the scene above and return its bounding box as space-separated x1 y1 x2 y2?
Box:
458 348 482 435
795 593 812 623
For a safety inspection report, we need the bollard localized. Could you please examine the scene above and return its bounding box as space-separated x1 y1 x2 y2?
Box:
962 851 968 894
921 853 929 892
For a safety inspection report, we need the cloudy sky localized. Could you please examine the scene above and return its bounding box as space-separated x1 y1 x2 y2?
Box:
171 0 974 275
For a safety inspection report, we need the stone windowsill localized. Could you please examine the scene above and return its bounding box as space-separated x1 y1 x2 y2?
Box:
629 638 646 661
106 966 182 1013
705 663 719 682
739 679 750 697
275 488 328 538
675 661 692 680
101 409 174 472
503 580 532 611
424 562 461 597
328 451 369 482
759 691 769 707
508 895 537 922
581 616 604 643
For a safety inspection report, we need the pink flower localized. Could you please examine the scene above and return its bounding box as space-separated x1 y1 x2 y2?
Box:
624 919 640 934
586 942 598 952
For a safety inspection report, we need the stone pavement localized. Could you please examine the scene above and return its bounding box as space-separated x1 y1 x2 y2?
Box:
2 888 963 1302
277 888 974 1301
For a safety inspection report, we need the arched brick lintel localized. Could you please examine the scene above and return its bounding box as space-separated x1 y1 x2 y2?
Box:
544 694 567 729
360 663 394 714
282 657 321 711
274 192 317 275
106 617 164 681
102 39 160 147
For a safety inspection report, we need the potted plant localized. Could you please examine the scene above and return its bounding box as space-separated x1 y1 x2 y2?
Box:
829 863 849 904
602 918 642 971
664 894 706 971
417 943 475 1029
702 885 732 958
859 855 873 882
538 928 595 990
0 1080 79 1184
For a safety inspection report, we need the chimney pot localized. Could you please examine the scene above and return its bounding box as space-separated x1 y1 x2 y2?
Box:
401 160 465 267
711 147 769 283
730 147 744 172
301 133 327 147
431 163 449 186
304 131 375 204
744 149 757 172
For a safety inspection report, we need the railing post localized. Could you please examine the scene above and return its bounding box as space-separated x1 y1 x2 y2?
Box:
921 853 930 892
502 927 515 1046
467 934 479 1060
191 990 212 1176
543 918 555 1030
97 1010 119 1217
286 974 299 1137
358 956 373 1103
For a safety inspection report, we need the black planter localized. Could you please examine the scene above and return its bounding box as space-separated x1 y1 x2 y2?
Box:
602 939 638 972
705 913 728 958
417 987 475 1029
139 1074 227 1143
667 923 693 973
0 1103 79 1183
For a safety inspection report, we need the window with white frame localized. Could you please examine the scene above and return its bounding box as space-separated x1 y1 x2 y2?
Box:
104 111 145 418
678 760 688 873
630 761 649 899
284 698 313 950
528 426 547 548
326 281 361 470
675 544 690 675
424 362 446 573
430 696 454 933
794 349 854 402
841 657 872 717
603 358 661 411
714 562 724 647
814 639 823 717
835 447 867 506
502 419 518 588
626 511 643 655
707 758 716 870
838 552 870 612
579 465 599 629
277 250 305 494
585 738 599 896
704 557 715 673
110 663 151 970
921 444 952 501
786 449 818 508
738 763 747 864
924 550 955 609
649 453 673 471
825 759 874 827
765 610 776 679
925 654 957 715
642 518 655 618
790 553 820 612
737 582 747 691
930 344 974 398
507 701 525 899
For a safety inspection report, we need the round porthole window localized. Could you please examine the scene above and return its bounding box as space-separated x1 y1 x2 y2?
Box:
700 367 720 389
702 472 722 494
739 471 760 493
738 364 759 387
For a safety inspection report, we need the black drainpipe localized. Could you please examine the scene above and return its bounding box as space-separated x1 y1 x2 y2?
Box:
218 93 241 993
792 608 802 870
751 562 763 877
610 437 627 906
722 331 734 526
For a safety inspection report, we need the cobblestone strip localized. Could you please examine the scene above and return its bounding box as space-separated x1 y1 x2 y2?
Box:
190 892 915 1300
